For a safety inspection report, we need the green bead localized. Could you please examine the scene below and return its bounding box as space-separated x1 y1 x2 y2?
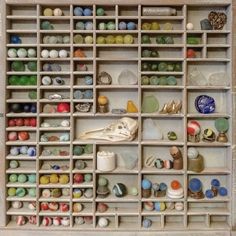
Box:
141 62 151 71
84 174 92 182
151 63 158 71
141 76 149 85
174 63 182 72
8 187 16 196
165 36 174 44
96 8 105 16
167 63 175 71
107 21 116 30
11 61 25 71
28 91 37 100
17 174 27 183
158 62 168 71
73 146 84 156
156 36 165 44
142 49 151 58
28 188 36 197
84 144 93 154
41 21 53 30
27 61 37 71
149 75 160 85
29 75 37 85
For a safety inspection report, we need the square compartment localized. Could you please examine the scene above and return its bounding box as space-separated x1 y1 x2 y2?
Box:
118 5 138 16
164 215 184 229
141 215 161 229
118 215 139 229
207 47 229 59
188 215 207 228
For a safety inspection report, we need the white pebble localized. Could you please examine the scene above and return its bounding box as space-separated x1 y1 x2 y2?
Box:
27 48 36 58
8 48 17 58
17 48 27 58
41 49 49 58
98 217 109 228
49 49 59 58
41 76 52 85
175 202 184 211
59 49 67 58
186 23 194 30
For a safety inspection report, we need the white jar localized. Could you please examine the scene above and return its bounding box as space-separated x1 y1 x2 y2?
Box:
97 151 116 172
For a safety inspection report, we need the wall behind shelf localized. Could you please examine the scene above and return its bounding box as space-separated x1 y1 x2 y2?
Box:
0 0 235 235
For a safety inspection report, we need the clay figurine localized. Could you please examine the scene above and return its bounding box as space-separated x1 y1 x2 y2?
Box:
169 146 183 170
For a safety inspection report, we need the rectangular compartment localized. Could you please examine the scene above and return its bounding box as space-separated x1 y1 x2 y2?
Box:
7 33 37 44
141 215 161 229
6 160 36 172
142 47 183 59
187 90 229 114
97 61 138 84
187 5 230 30
40 19 70 31
74 74 94 86
187 215 207 228
118 5 138 16
96 19 116 30
96 145 138 171
207 33 230 44
142 117 184 142
7 5 37 16
96 33 138 44
40 5 70 16
39 145 70 157
40 33 71 44
141 61 183 72
72 202 93 214
40 75 71 86
118 215 139 229
74 61 94 72
97 47 138 59
210 215 230 228
206 47 229 59
41 61 70 72
96 5 115 16
7 19 37 30
96 216 115 229
141 20 184 30
188 202 230 214
73 215 94 228
39 160 70 172
187 47 203 58
164 215 184 229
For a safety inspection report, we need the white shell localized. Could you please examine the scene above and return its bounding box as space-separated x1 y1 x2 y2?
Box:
59 49 68 58
61 120 70 127
42 76 52 85
186 22 194 30
49 49 59 58
54 8 63 16
98 217 109 227
41 49 49 58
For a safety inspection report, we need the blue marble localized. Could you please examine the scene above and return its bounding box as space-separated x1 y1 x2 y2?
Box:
195 95 215 114
118 21 127 30
159 182 167 191
188 178 202 193
85 75 93 85
83 90 93 99
27 147 36 156
205 189 214 198
74 7 83 16
142 218 152 228
83 8 92 16
20 146 28 155
52 165 60 170
10 35 21 44
10 147 20 156
127 22 136 30
85 21 93 30
218 187 228 196
30 104 37 113
142 179 152 190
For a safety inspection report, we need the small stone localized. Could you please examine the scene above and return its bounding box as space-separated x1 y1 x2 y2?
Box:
127 100 138 113
186 23 194 30
118 69 137 85
143 218 152 228
40 135 48 142
200 19 213 30
60 133 70 141
141 95 159 113
163 22 173 30
75 160 86 169
195 95 215 114
189 67 207 86
84 188 93 198
167 131 177 140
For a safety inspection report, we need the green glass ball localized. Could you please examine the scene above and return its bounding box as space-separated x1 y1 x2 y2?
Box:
19 75 28 85
84 174 92 182
73 34 84 44
98 177 108 186
215 118 229 133
8 187 16 196
159 76 168 85
41 21 53 30
28 91 37 100
9 174 18 183
11 61 25 71
17 174 27 183
73 146 84 156
142 49 151 58
141 35 151 44
28 188 36 197
158 62 168 71
107 21 116 30
29 75 37 85
16 187 26 197
9 75 19 85
27 61 37 71
96 8 105 16
84 144 93 154
28 174 36 183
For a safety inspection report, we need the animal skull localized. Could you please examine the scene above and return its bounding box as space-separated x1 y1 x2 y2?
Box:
79 117 138 142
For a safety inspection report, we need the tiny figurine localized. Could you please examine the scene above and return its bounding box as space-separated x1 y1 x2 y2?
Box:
98 95 109 113
187 120 201 142
215 118 229 143
16 216 26 226
142 179 152 198
187 147 204 172
188 178 204 199
169 146 183 170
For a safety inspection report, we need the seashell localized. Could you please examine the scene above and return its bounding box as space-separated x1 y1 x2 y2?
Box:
61 120 70 127
40 134 48 142
75 103 92 112
97 71 112 85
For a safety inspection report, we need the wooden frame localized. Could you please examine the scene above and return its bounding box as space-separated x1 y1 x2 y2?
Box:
0 0 235 235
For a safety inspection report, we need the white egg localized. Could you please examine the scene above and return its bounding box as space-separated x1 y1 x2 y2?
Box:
186 22 194 30
49 49 59 58
59 49 67 58
41 49 49 58
8 48 17 58
54 8 63 16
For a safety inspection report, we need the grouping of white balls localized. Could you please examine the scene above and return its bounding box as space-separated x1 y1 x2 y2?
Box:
41 49 68 58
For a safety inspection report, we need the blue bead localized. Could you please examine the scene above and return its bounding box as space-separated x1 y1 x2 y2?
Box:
85 21 93 30
23 104 31 112
127 22 136 30
142 179 152 190
211 179 220 188
30 104 37 113
205 189 214 198
27 147 36 156
195 95 215 114
142 218 152 228
20 146 28 155
74 7 83 16
218 187 228 196
118 21 127 30
52 165 60 170
189 178 202 193
83 8 92 16
83 90 93 99
10 147 20 156
159 182 167 191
